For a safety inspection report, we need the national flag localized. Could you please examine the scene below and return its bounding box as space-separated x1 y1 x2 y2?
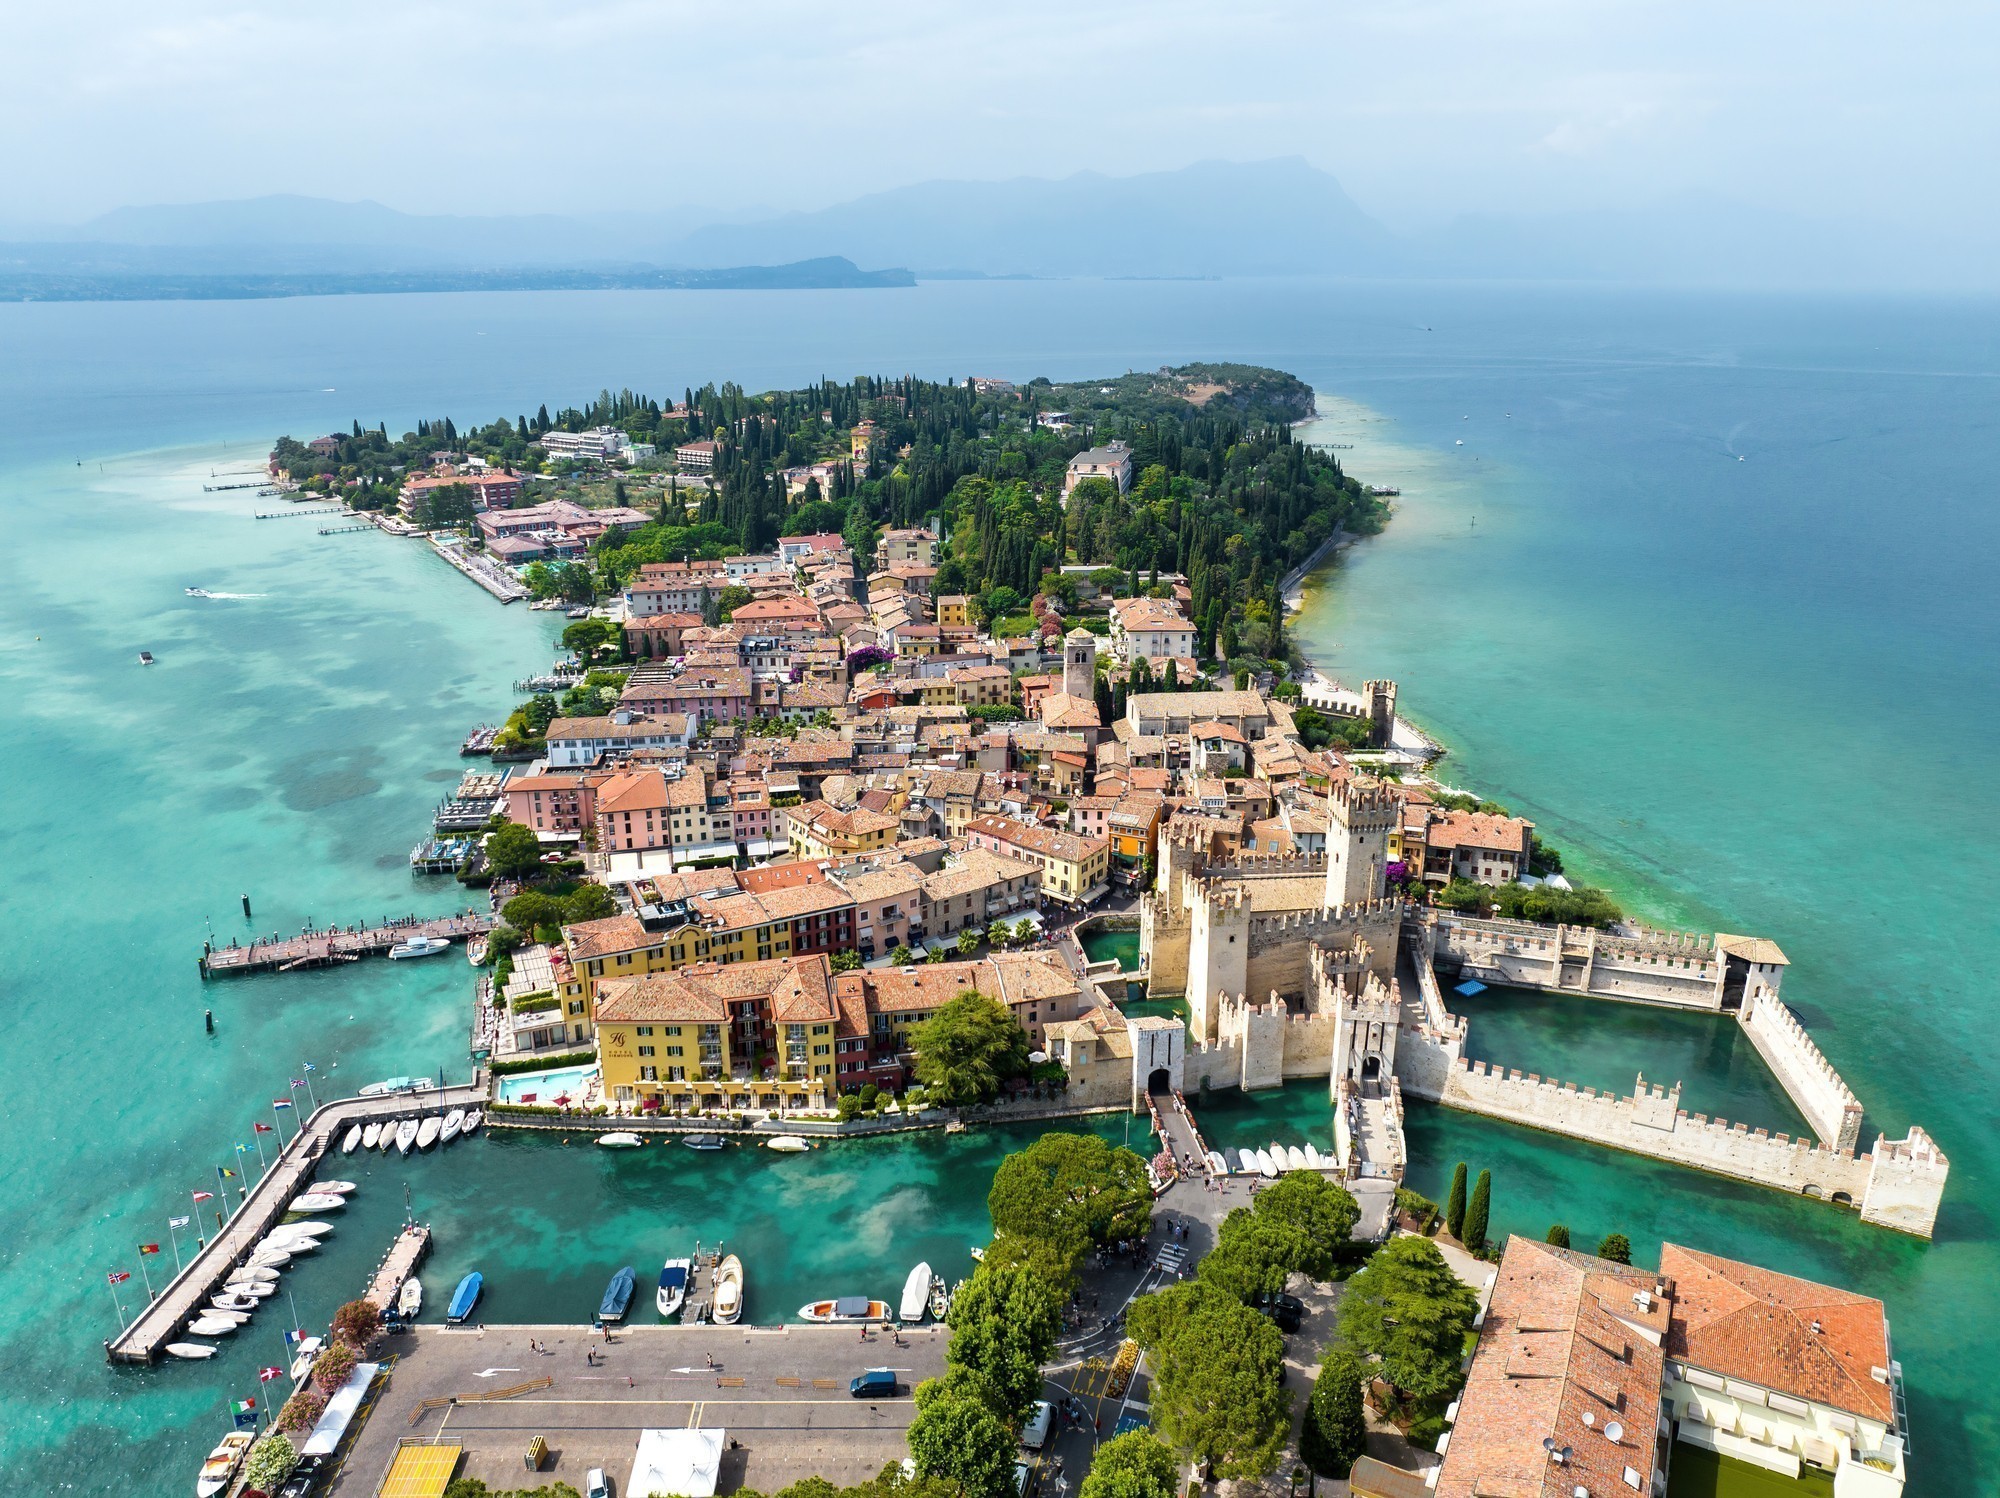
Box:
254 1123 274 1134
218 1168 237 1179
290 1078 305 1088
258 1366 284 1383
232 1398 257 1428
191 1191 215 1203
169 1216 191 1229
302 1062 316 1073
284 1328 308 1346
139 1244 160 1256
272 1098 293 1109
107 1271 131 1285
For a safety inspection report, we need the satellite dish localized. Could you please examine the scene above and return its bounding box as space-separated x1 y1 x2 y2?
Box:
1605 1421 1625 1443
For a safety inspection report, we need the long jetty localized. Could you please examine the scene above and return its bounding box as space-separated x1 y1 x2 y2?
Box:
200 912 492 978
106 1086 484 1365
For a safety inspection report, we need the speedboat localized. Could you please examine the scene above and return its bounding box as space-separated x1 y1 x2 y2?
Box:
388 934 451 960
247 1249 293 1270
797 1296 889 1324
138 650 155 665
395 1119 419 1154
377 1121 398 1153
202 1306 253 1324
447 1271 483 1323
185 587 211 598
314 1179 357 1194
166 1342 217 1360
398 1277 423 1319
595 1132 644 1149
196 1430 256 1497
1269 1142 1288 1173
360 1077 417 1096
227 1268 278 1288
212 1291 265 1310
766 1136 811 1153
901 1263 933 1323
341 1125 364 1154
460 1109 484 1135
598 1265 637 1324
439 1108 465 1145
1303 1143 1322 1168
267 1221 333 1242
656 1257 692 1318
1257 1149 1277 1178
1286 1145 1308 1171
712 1255 744 1325
415 1115 441 1150
291 1192 347 1213
187 1316 240 1337
929 1274 950 1320
683 1134 724 1151
1205 1150 1228 1176
362 1122 383 1148
287 1335 324 1382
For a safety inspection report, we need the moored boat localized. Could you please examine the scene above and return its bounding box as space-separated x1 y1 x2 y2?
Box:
439 1108 465 1145
291 1192 347 1213
683 1134 724 1151
1286 1145 1307 1171
287 1334 324 1383
656 1257 692 1319
1257 1149 1277 1178
766 1135 811 1153
446 1271 483 1323
1205 1150 1228 1176
378 1120 399 1153
395 1119 419 1154
340 1125 363 1154
596 1132 644 1149
712 1255 744 1324
797 1296 889 1324
1303 1143 1322 1168
195 1429 255 1497
398 1277 423 1319
928 1274 950 1320
900 1263 933 1322
598 1265 637 1324
388 934 451 960
166 1342 216 1360
313 1180 357 1196
202 1305 254 1323
187 1316 239 1337
415 1115 441 1150
362 1122 383 1149
460 1109 484 1135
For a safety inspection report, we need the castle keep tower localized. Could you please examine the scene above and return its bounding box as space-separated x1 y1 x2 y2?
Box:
1062 628 1097 700
1326 777 1398 908
1366 679 1398 749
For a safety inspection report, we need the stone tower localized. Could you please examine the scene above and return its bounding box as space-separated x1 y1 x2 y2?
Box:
1062 627 1096 700
1366 679 1398 749
1325 777 1399 908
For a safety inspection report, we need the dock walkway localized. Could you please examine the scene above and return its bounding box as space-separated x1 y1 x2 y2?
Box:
201 911 492 978
365 1223 434 1315
107 1086 483 1364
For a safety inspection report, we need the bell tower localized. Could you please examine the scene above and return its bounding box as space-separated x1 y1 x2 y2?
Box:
1062 628 1096 699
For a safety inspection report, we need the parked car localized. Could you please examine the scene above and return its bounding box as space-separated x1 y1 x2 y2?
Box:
1013 1462 1032 1498
850 1368 899 1398
586 1468 609 1498
1021 1399 1054 1450
1253 1290 1305 1333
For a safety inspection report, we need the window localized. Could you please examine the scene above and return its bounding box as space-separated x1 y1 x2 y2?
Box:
638 1045 655 1057
667 1045 683 1057
639 1066 657 1081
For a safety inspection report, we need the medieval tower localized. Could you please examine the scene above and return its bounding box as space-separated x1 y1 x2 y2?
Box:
1062 628 1097 699
1366 679 1398 749
1326 777 1399 908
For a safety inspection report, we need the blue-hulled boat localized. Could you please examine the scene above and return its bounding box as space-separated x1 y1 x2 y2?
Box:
446 1271 483 1324
598 1265 636 1324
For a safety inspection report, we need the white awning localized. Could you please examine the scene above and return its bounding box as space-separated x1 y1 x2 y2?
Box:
302 1363 381 1456
631 1428 725 1498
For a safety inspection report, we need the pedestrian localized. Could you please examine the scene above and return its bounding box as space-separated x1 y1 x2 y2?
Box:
628 1375 635 1388
706 1352 714 1369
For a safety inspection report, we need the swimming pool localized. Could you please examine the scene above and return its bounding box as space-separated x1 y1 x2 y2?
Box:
493 1063 599 1104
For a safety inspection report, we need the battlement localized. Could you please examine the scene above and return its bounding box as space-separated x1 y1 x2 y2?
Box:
1874 1126 1948 1168
1330 775 1400 824
1248 896 1399 938
1206 850 1329 876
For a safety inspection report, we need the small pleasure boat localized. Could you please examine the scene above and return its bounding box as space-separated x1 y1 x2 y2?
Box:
138 651 155 665
683 1134 724 1151
439 1108 465 1145
901 1263 933 1323
187 1316 240 1337
165 1342 217 1360
268 1221 333 1242
340 1125 364 1154
247 1249 293 1270
395 1119 419 1154
595 1132 644 1149
797 1296 890 1324
1303 1143 1322 1168
388 934 452 960
765 1136 811 1153
195 1429 256 1497
460 1109 484 1135
360 1077 417 1097
1286 1145 1308 1171
398 1277 423 1319
291 1192 347 1213
1257 1150 1277 1178
227 1268 278 1289
598 1265 637 1324
711 1255 744 1325
415 1115 441 1151
201 1306 253 1324
313 1180 357 1195
362 1122 384 1149
447 1271 483 1324
377 1121 398 1153
656 1257 691 1319
1269 1142 1288 1173
929 1274 950 1321
287 1335 324 1382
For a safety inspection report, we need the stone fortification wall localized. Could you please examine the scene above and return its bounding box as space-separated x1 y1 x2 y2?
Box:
1439 1061 1946 1238
1139 889 1190 996
1393 921 1467 1102
1737 987 1864 1152
1432 913 1724 1010
1244 898 1401 1001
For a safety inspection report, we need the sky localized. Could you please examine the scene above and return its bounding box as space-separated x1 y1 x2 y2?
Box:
4 0 1997 244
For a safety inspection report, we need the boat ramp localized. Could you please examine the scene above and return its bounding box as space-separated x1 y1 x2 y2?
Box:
200 912 492 978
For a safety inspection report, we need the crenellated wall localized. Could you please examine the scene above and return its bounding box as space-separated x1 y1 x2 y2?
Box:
1431 912 1729 1010
1244 898 1401 1002
1737 987 1864 1152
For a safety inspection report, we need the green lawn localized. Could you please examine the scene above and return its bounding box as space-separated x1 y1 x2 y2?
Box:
1667 1446 1836 1498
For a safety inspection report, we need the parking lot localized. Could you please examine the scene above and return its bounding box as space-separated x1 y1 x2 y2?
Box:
328 1322 947 1497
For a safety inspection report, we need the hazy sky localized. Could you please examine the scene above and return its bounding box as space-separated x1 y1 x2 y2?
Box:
6 0 1996 236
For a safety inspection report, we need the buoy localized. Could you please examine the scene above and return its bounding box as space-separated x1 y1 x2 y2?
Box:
242 893 253 919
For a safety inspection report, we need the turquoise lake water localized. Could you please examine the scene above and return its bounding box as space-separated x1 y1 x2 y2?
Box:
0 280 1994 1493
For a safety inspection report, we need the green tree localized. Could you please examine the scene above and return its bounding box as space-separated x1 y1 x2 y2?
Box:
955 927 981 955
910 990 1031 1106
553 561 597 603
1126 1281 1290 1479
1298 1347 1368 1479
1546 1224 1571 1249
501 890 565 934
987 1132 1152 1268
522 561 557 599
1444 1162 1467 1240
1199 1172 1359 1300
1078 1430 1179 1498
890 944 915 966
1337 1236 1478 1402
716 583 753 620
561 617 621 665
944 1264 1062 1422
908 1371 1019 1498
563 884 617 923
1462 1169 1491 1254
830 950 862 972
486 820 545 879
1597 1233 1632 1265
244 1434 300 1491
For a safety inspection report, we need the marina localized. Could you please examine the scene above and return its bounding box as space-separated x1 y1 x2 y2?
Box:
199 911 492 977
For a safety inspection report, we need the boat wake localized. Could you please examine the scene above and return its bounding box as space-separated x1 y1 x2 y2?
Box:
186 589 268 599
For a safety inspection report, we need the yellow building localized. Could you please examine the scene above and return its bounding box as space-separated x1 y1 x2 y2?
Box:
936 594 970 628
786 799 899 860
965 815 1111 906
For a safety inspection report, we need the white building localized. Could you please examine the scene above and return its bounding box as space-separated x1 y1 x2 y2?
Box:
540 426 629 463
1063 440 1133 498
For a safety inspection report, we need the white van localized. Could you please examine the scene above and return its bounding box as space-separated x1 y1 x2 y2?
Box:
1021 1399 1054 1451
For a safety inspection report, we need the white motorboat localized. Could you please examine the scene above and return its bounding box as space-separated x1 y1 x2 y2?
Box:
398 1277 423 1318
362 1122 383 1148
1205 1150 1229 1176
901 1263 933 1322
260 1235 321 1256
711 1255 744 1325
377 1121 398 1153
227 1268 278 1288
395 1119 419 1154
461 1109 484 1135
439 1108 465 1145
247 1249 293 1269
287 1335 324 1382
269 1221 333 1241
656 1257 692 1318
1269 1142 1287 1174
929 1274 950 1320
202 1306 253 1324
196 1429 256 1498
1286 1145 1308 1171
766 1136 811 1153
291 1192 347 1213
313 1180 357 1196
340 1125 364 1154
388 934 451 960
595 1132 644 1149
416 1115 442 1150
1257 1150 1277 1178
166 1342 217 1360
1303 1144 1322 1168
798 1296 891 1324
213 1288 270 1307
187 1316 239 1337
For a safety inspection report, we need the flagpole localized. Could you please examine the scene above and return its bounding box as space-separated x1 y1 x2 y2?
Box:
167 1215 184 1274
251 1126 269 1173
271 1099 287 1146
301 1065 321 1112
233 1146 252 1205
107 1275 130 1333
136 1250 155 1302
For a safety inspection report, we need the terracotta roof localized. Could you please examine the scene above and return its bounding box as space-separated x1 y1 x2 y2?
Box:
563 915 654 961
968 815 1106 866
920 846 1040 900
1038 692 1102 730
1661 1243 1893 1424
1428 809 1534 854
595 769 674 814
1189 719 1246 743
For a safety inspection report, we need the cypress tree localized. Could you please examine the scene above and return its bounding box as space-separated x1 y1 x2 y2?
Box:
1546 1225 1570 1249
1299 1347 1368 1479
1462 1170 1491 1254
1444 1163 1468 1240
1597 1233 1632 1265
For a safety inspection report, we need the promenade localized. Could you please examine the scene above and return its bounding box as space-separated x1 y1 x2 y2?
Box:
200 911 492 977
107 1086 484 1364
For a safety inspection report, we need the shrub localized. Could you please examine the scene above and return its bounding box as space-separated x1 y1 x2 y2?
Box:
331 1298 382 1347
277 1386 327 1435
1462 1170 1491 1254
312 1340 358 1393
244 1434 299 1490
490 1050 594 1076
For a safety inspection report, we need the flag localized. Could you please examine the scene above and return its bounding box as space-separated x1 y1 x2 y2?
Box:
191 1191 214 1203
107 1271 131 1285
272 1098 293 1109
284 1328 308 1346
169 1216 190 1229
232 1398 257 1428
290 1078 305 1088
258 1366 284 1383
254 1123 274 1134
139 1244 160 1256
303 1062 316 1073
218 1168 237 1179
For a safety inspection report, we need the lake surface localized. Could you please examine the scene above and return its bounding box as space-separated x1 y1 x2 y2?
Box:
1 279 1994 1493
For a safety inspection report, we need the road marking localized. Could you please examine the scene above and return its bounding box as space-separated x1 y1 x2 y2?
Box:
473 1368 523 1378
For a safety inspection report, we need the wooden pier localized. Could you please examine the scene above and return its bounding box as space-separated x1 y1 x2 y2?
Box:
200 912 492 978
365 1223 434 1315
106 1086 484 1365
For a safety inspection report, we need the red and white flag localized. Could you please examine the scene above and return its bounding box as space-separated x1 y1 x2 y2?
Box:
258 1366 285 1383
191 1191 215 1203
107 1271 131 1285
